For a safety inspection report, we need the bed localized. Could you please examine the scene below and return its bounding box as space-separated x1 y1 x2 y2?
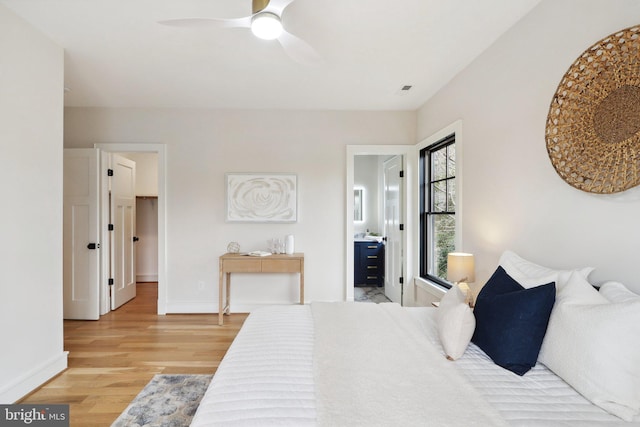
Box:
191 252 640 426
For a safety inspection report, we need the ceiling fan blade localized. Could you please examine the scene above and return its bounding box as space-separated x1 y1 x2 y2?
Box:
158 16 251 30
277 30 322 66
264 0 297 15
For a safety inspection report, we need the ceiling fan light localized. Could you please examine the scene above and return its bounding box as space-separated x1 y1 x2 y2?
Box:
251 12 282 40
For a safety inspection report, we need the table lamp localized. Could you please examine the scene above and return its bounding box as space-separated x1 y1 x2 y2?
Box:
447 252 476 307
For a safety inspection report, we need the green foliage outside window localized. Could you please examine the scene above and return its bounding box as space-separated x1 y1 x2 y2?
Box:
434 214 455 280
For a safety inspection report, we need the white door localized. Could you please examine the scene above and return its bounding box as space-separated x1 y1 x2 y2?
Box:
110 154 137 310
383 155 404 304
63 149 100 320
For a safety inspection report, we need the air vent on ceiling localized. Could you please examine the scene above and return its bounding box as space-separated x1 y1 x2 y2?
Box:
395 84 413 96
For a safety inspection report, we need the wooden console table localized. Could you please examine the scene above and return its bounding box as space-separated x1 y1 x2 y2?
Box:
218 253 305 325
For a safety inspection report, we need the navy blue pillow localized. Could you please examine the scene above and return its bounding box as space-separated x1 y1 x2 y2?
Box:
471 266 555 376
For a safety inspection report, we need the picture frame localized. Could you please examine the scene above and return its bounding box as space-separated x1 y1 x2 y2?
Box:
226 173 298 223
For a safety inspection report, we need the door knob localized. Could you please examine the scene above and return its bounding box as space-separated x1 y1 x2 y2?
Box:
87 243 100 250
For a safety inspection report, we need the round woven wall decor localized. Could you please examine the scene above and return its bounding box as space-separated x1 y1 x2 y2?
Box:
545 25 640 194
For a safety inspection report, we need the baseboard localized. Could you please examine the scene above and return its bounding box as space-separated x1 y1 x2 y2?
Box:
164 300 299 314
0 351 68 403
230 303 298 313
137 274 158 282
164 301 216 314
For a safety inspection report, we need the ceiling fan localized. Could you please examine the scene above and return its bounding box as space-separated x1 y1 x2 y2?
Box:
159 0 321 65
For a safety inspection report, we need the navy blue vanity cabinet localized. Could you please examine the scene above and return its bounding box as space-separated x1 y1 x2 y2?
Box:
354 241 385 287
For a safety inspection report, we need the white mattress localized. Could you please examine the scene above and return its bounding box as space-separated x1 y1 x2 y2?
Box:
191 304 635 426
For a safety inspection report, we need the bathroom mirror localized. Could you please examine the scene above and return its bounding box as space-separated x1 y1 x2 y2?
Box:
354 189 363 222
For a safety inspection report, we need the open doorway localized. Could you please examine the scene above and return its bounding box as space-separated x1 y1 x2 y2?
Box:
353 155 393 303
113 152 159 316
117 152 159 284
96 143 167 315
345 145 413 304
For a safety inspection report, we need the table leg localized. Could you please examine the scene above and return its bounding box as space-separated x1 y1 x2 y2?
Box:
299 262 305 304
218 262 224 326
225 272 231 315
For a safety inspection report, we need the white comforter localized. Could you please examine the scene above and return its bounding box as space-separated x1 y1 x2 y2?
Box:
312 302 507 426
191 305 316 426
191 304 634 426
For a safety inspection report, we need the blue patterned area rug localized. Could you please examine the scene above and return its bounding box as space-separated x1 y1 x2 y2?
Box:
111 374 212 427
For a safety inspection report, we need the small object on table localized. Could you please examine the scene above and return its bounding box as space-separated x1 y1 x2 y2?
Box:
227 241 240 253
247 251 271 257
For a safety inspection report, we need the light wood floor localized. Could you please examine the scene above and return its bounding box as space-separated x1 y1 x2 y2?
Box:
19 283 248 426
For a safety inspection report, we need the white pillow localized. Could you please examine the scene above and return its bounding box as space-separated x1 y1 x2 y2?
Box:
599 281 640 303
539 271 640 421
499 250 594 290
436 285 475 361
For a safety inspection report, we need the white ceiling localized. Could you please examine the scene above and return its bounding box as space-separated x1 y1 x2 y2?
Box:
1 0 542 110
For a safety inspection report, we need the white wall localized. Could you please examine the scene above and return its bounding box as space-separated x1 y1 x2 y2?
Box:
416 0 640 295
64 108 416 310
0 5 66 402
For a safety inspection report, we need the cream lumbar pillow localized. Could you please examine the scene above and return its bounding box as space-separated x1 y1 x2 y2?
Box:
499 250 594 291
539 271 640 421
436 285 475 361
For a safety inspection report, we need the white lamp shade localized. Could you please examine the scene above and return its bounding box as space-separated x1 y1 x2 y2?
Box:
251 12 283 40
447 252 475 283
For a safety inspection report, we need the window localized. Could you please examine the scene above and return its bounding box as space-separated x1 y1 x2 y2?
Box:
420 134 456 286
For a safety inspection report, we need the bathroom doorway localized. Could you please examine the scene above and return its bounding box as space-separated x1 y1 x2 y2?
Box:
346 145 413 304
352 154 403 304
